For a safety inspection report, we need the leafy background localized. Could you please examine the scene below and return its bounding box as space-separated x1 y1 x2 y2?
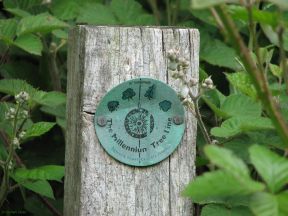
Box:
0 0 288 215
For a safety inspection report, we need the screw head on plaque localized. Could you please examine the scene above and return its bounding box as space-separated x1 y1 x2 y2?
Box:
94 77 185 166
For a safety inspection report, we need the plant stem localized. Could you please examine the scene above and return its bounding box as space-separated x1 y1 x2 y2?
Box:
216 4 288 145
0 103 20 207
0 130 62 215
171 0 180 25
188 91 212 144
166 0 172 25
148 0 161 25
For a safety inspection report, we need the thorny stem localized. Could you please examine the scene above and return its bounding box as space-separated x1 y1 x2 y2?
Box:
188 91 212 144
209 8 227 41
216 4 288 146
0 129 62 216
0 103 20 207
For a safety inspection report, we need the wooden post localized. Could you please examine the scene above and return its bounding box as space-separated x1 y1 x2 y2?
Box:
64 26 199 216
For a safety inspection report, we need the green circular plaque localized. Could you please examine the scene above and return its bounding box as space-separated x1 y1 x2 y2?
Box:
94 77 185 166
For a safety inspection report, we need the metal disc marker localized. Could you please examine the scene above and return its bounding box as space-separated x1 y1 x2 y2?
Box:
94 77 185 166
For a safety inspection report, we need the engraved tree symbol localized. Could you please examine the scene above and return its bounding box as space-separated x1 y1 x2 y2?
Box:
107 101 119 112
159 100 172 112
122 88 136 101
144 84 155 100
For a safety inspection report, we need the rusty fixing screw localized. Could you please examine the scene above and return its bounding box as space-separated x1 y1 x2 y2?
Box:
97 116 107 127
173 116 184 125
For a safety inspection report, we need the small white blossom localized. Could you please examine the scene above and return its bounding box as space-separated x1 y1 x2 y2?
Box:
7 161 13 170
9 108 16 114
12 138 20 149
21 110 29 118
15 91 30 104
19 131 26 139
202 82 208 88
5 108 16 120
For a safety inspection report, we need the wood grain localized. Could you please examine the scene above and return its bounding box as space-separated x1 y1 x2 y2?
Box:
64 26 199 216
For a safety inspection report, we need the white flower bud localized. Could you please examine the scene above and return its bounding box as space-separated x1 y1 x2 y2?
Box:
204 76 213 85
180 85 189 98
189 78 198 87
21 110 29 118
9 108 16 114
202 83 208 88
167 49 177 61
207 84 214 89
168 62 178 71
8 161 13 170
19 131 26 139
12 138 20 149
15 91 30 104
171 71 179 79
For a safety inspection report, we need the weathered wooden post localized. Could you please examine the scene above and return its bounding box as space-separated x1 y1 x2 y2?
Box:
64 26 199 216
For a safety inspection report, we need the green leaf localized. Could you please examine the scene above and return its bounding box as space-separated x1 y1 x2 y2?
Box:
56 117 66 129
110 0 155 25
211 117 274 138
269 63 283 79
13 34 43 55
204 145 250 179
183 170 264 202
202 89 227 117
249 145 288 193
191 0 238 9
223 136 253 162
24 122 56 139
3 0 43 10
277 191 288 216
229 5 278 27
247 131 284 150
13 165 64 182
12 175 54 199
77 3 117 25
40 104 66 118
220 94 261 118
33 91 66 107
17 13 69 36
261 24 288 51
250 192 278 216
226 72 257 99
0 79 37 97
6 8 31 17
0 19 17 44
52 29 68 40
200 38 239 70
201 204 253 216
51 0 80 20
